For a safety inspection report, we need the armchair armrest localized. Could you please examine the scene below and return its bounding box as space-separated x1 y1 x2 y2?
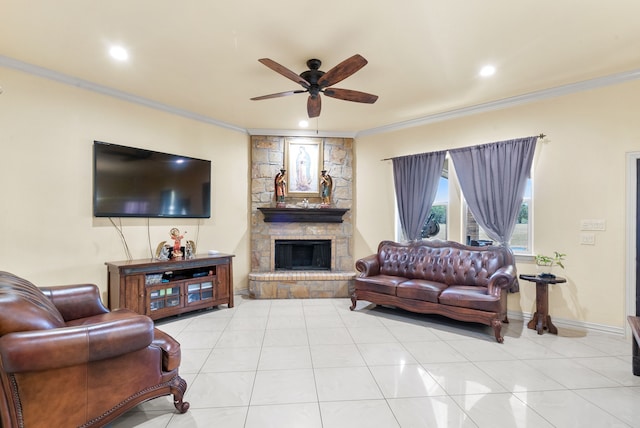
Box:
41 283 109 321
487 265 516 296
152 328 182 372
0 314 153 373
355 254 380 277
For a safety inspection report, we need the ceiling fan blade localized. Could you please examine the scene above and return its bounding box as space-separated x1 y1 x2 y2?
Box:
258 58 310 88
323 88 378 104
307 95 321 118
250 90 306 101
317 54 368 88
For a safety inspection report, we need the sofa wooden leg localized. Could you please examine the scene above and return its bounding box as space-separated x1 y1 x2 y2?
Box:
349 293 357 311
171 375 190 413
491 319 504 343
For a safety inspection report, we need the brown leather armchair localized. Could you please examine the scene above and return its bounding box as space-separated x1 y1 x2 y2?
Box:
0 271 189 427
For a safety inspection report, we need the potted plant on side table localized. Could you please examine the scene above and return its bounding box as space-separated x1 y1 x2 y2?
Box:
534 251 566 279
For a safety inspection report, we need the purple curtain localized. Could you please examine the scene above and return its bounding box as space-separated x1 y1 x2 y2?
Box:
449 136 537 291
449 137 537 246
392 151 446 241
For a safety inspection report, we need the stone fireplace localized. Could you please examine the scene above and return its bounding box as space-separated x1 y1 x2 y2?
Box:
248 136 355 299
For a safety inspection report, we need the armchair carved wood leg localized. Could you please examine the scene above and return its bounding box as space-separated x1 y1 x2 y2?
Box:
170 376 190 413
491 319 504 343
349 292 358 311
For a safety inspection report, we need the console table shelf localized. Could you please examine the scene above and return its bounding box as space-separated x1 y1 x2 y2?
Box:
106 254 234 320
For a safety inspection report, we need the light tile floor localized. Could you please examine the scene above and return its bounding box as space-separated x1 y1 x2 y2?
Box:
109 296 640 428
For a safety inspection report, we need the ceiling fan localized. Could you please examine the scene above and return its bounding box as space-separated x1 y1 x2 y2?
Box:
250 54 378 118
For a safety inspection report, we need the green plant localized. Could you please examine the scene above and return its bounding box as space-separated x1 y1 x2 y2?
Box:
535 251 566 269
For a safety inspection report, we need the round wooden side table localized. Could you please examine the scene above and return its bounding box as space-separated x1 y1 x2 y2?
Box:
519 274 567 335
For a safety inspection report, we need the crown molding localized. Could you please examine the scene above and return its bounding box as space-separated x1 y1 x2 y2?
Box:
3 54 639 139
246 128 357 138
0 55 247 134
356 68 640 138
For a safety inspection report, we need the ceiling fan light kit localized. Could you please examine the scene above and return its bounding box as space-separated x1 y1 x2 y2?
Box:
251 54 378 118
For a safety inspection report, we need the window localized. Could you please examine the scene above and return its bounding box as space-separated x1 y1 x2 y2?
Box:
464 178 533 254
421 164 448 240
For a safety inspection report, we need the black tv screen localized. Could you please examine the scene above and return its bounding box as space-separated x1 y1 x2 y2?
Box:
93 141 211 218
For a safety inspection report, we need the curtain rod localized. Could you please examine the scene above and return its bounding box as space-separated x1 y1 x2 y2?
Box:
381 133 546 161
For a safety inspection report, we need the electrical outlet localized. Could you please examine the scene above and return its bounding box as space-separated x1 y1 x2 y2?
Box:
580 233 596 245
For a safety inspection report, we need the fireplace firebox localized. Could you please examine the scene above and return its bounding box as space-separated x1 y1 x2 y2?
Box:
275 239 331 271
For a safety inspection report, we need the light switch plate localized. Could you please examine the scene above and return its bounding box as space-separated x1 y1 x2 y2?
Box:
580 233 596 245
580 219 606 231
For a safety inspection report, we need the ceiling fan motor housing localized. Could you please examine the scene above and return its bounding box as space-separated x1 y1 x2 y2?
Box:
300 59 325 97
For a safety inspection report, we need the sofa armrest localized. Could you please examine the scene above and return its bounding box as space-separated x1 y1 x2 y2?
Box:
355 254 380 277
41 283 109 321
487 265 516 296
0 315 153 373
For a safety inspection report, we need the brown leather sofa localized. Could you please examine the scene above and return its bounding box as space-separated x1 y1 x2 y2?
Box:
0 271 189 427
351 240 517 343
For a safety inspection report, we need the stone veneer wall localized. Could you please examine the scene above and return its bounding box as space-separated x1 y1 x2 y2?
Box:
250 135 355 298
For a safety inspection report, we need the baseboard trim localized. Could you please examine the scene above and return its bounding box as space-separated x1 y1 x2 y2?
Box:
507 310 625 337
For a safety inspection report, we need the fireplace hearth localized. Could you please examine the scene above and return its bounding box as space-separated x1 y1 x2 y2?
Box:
275 239 331 271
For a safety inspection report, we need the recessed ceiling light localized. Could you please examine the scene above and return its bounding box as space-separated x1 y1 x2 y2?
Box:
109 45 129 61
479 65 496 77
298 120 309 128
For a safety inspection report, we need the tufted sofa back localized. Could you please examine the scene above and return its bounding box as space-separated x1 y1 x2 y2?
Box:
377 240 513 287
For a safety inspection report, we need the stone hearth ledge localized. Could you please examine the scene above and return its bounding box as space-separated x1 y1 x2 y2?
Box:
248 271 356 299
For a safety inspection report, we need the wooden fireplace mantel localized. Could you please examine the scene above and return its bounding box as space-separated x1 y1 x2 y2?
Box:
258 207 349 223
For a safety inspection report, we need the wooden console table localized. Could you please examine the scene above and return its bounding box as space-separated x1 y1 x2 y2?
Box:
519 274 566 335
107 254 234 320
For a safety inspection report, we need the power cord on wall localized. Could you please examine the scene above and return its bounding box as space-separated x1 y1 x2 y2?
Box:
147 218 153 259
109 217 132 261
194 222 201 254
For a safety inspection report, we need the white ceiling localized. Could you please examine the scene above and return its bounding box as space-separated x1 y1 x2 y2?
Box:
2 0 640 135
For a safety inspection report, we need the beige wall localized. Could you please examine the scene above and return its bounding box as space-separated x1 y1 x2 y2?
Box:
4 63 639 333
354 79 640 331
0 67 250 302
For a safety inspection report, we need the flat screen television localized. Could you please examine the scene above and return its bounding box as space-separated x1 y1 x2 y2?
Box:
93 141 211 218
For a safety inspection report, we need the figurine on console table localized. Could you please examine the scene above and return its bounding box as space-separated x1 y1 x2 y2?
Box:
320 170 333 207
274 168 287 207
170 228 185 259
155 228 196 260
156 244 171 261
185 240 195 259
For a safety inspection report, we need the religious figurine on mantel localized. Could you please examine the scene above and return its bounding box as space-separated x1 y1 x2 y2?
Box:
320 170 333 206
274 168 287 207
